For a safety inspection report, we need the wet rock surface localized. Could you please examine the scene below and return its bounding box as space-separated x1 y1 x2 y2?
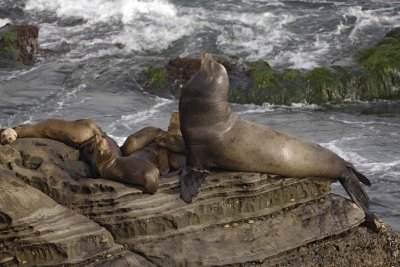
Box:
0 138 399 266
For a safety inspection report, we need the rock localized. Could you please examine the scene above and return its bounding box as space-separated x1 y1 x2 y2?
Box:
137 27 400 105
0 167 152 267
0 24 39 67
137 56 247 99
0 137 399 266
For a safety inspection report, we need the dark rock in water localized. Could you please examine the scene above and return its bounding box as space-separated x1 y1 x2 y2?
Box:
0 24 39 67
137 27 400 105
137 56 247 99
0 138 399 266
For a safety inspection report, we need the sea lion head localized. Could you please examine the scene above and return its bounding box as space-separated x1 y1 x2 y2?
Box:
1 128 17 145
168 111 181 134
182 53 229 101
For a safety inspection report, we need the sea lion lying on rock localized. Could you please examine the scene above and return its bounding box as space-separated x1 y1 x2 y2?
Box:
10 119 105 148
178 53 372 216
92 134 160 194
122 112 186 176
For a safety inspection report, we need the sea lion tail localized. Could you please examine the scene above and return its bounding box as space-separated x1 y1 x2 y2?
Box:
339 167 371 215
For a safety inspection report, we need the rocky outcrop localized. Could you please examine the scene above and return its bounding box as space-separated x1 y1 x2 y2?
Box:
137 27 400 105
0 24 39 67
0 138 399 266
0 168 153 266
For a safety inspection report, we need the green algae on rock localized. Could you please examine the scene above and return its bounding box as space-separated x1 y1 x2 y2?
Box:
0 24 39 67
137 28 400 105
356 27 400 100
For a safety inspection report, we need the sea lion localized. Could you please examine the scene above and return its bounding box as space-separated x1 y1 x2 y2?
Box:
13 119 105 148
155 111 186 154
121 126 166 156
178 53 371 215
92 134 159 194
122 112 186 176
128 143 170 176
79 134 122 177
0 128 17 145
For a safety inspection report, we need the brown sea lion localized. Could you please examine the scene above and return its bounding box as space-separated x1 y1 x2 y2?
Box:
122 112 186 176
178 53 371 215
0 128 17 145
128 143 170 176
121 126 166 156
155 111 186 154
93 135 159 194
13 119 105 148
79 134 122 177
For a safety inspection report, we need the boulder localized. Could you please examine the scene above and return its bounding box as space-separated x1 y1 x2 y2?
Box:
0 167 153 266
137 27 400 105
0 138 399 266
0 24 39 67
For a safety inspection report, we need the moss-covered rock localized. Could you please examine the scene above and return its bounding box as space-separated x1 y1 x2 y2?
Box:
305 67 342 104
141 66 167 93
137 57 238 98
137 27 400 105
0 24 39 67
356 27 400 100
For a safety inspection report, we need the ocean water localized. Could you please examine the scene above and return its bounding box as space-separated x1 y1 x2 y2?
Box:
0 0 399 230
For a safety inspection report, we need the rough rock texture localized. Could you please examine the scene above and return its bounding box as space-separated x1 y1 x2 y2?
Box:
0 138 399 266
0 168 153 267
0 24 39 67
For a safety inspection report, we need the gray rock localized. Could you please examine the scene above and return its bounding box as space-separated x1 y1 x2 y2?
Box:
0 137 399 266
0 167 153 266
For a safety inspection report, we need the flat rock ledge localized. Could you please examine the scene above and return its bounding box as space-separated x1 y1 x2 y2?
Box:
0 138 399 266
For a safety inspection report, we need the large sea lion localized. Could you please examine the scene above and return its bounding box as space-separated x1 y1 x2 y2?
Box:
92 135 159 194
12 119 105 148
178 53 371 215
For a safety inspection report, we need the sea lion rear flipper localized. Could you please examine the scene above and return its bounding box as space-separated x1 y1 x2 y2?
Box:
180 167 209 203
339 170 371 216
346 162 371 186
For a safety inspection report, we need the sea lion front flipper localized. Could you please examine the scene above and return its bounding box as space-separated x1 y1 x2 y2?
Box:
180 167 209 203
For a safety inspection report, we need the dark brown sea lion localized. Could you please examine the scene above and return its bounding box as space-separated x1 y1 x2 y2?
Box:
128 143 170 176
92 135 159 194
79 134 122 177
12 119 105 148
178 53 371 215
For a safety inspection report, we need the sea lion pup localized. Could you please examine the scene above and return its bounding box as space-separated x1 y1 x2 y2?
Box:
0 128 17 145
179 53 372 215
13 118 105 148
93 134 159 194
